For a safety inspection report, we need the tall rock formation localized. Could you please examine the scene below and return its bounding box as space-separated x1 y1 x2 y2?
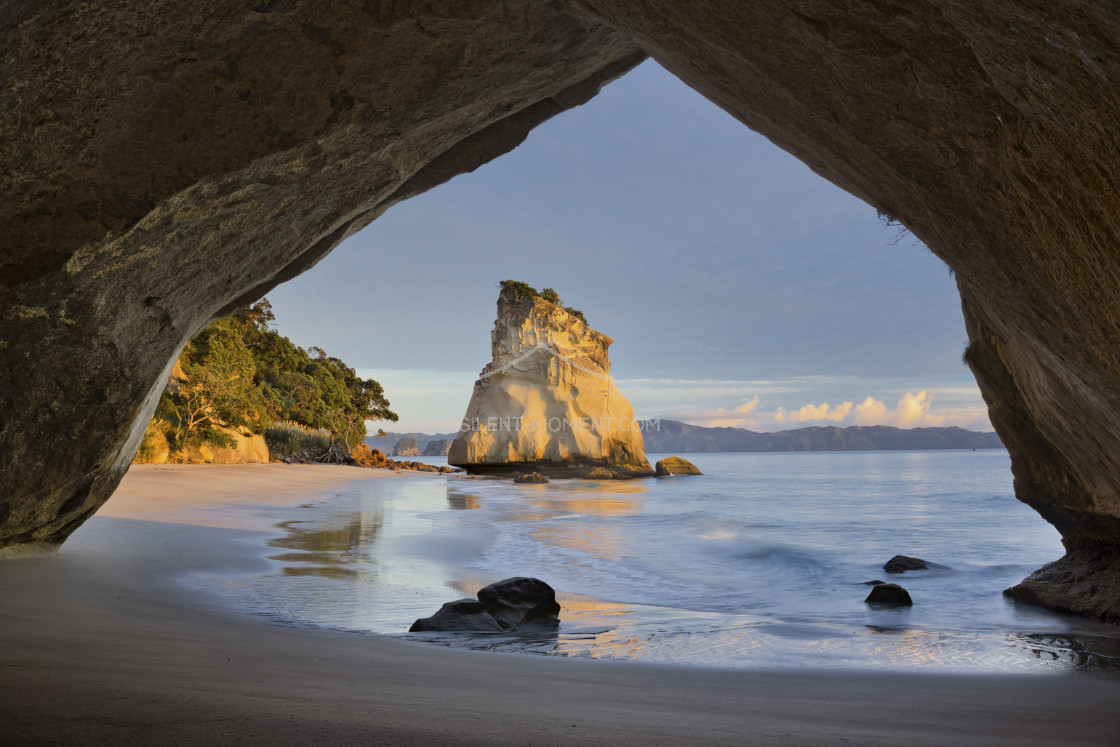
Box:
449 284 652 478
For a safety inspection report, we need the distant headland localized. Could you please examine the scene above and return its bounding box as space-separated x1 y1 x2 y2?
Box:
368 421 1002 454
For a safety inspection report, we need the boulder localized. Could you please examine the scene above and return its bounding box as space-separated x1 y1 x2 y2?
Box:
884 555 931 573
351 444 388 468
514 472 549 484
865 584 914 606
654 456 702 476
584 467 616 480
408 599 503 633
408 578 561 634
476 577 561 633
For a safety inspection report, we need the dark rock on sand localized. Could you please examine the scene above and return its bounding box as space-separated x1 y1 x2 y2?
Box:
654 456 702 476
477 577 561 633
514 472 549 484
884 556 930 573
409 578 561 633
865 584 913 606
408 599 503 633
1004 546 1120 624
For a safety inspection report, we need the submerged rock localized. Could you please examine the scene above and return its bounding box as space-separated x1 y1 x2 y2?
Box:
884 555 931 573
477 577 561 633
514 472 549 484
865 584 913 606
408 599 503 633
654 456 702 476
448 284 653 478
860 580 886 586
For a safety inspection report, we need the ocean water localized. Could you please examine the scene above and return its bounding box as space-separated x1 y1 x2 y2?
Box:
195 451 1120 673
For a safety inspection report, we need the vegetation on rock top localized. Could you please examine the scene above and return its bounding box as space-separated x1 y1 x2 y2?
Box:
499 279 586 325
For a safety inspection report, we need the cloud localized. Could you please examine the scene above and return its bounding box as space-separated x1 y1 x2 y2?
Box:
852 396 887 423
664 396 761 428
663 390 992 433
773 400 853 424
815 390 990 430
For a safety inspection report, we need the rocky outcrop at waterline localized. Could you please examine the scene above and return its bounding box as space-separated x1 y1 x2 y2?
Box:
3 2 1120 622
410 577 561 633
448 283 653 478
866 584 913 607
654 457 702 476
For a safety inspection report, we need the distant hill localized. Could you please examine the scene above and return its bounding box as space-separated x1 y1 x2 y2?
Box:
366 431 458 454
367 422 1003 454
640 420 1003 452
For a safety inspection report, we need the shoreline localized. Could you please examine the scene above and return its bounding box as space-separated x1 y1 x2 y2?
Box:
2 464 1119 745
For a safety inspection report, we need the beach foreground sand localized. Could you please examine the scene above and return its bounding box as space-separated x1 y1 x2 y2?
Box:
1 464 1118 745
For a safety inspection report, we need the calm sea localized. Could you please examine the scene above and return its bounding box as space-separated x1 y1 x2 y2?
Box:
195 450 1120 673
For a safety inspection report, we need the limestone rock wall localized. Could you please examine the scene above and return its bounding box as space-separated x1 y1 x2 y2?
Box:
449 287 652 477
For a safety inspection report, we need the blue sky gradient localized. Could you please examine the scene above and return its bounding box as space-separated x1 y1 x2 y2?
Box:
267 61 988 433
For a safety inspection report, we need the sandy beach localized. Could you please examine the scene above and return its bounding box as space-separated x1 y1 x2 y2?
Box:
1 464 1118 745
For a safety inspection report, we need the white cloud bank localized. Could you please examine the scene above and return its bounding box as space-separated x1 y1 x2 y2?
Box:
657 390 991 432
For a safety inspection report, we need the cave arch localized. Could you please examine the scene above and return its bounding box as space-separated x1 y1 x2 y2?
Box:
2 1 1120 619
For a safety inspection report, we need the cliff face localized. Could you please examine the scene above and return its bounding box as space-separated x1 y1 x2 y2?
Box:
449 287 652 477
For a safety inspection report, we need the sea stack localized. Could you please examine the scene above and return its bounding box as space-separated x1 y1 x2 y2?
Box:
449 282 653 478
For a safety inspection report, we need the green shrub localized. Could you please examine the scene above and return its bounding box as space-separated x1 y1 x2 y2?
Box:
264 420 332 459
499 279 539 299
565 306 587 324
500 281 587 325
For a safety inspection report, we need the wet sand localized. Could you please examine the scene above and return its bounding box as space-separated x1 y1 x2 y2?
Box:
1 463 1118 745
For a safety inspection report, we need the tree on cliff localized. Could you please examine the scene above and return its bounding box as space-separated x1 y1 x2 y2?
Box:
158 318 270 449
230 301 398 449
500 280 587 324
150 299 397 456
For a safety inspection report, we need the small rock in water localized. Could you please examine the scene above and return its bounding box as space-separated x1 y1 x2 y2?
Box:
584 466 616 479
654 456 702 476
865 583 913 606
408 577 561 633
477 577 561 632
884 555 931 573
514 471 549 484
860 580 886 586
408 599 504 632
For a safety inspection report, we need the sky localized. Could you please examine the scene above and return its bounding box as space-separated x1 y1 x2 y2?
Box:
266 60 991 435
